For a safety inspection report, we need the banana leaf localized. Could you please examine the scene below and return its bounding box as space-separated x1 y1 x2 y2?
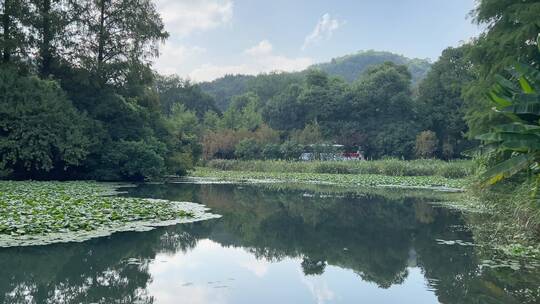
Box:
501 140 540 152
501 101 540 116
480 154 533 185
494 123 540 133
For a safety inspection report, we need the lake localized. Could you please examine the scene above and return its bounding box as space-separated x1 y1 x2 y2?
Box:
1 182 539 304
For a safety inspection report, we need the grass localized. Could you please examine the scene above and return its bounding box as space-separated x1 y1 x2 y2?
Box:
0 181 194 237
462 180 540 259
205 158 474 179
192 167 468 190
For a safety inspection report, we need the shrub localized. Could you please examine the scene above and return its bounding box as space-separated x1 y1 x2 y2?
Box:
0 68 94 179
415 131 439 159
262 144 282 160
90 140 165 181
280 141 303 160
235 139 261 160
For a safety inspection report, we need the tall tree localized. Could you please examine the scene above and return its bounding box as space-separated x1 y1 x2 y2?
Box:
470 0 540 75
72 0 168 85
0 0 30 63
351 62 419 158
417 46 476 158
28 0 74 76
464 0 540 137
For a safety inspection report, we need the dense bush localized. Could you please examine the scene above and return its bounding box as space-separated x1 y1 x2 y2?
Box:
280 141 303 160
0 68 94 179
89 140 166 181
235 139 261 160
262 144 282 160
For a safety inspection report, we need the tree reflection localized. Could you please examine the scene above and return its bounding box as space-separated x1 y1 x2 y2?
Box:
1 183 538 303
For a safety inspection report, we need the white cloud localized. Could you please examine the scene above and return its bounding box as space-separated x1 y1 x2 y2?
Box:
156 0 233 38
302 13 343 50
189 40 313 82
244 40 273 56
155 44 207 75
153 0 232 76
299 269 335 304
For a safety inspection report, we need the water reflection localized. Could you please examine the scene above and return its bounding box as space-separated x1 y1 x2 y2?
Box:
0 183 538 304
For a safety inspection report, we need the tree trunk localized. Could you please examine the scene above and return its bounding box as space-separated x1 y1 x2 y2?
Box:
39 0 52 75
2 0 11 63
97 0 105 66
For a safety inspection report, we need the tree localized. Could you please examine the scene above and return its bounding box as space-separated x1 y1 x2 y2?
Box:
464 0 540 137
0 0 31 63
262 144 281 160
219 92 263 131
291 121 324 145
162 104 201 175
351 62 420 158
417 46 475 158
156 75 219 118
202 111 220 131
263 84 307 131
0 67 93 179
470 0 540 75
235 138 260 160
415 131 439 159
26 0 75 76
71 0 168 85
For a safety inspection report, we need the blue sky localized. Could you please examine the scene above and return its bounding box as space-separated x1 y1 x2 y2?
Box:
154 0 481 82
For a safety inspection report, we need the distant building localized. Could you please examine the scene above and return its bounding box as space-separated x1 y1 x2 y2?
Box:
299 144 365 161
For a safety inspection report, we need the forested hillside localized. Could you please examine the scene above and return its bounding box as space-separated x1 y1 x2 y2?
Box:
201 51 431 111
313 50 431 84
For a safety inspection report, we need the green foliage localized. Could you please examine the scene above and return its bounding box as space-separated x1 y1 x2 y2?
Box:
91 139 165 181
220 92 263 131
200 51 431 111
235 138 261 160
200 74 253 111
205 159 473 179
351 62 420 159
0 68 94 178
290 122 324 145
417 46 475 158
463 0 540 138
156 75 219 118
194 166 467 190
202 111 220 131
161 104 201 175
415 131 439 159
263 84 307 131
313 50 431 84
0 0 206 181
280 141 303 160
0 181 193 240
477 48 540 193
262 144 282 160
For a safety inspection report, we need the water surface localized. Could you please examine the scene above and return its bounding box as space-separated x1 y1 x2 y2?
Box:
1 182 539 303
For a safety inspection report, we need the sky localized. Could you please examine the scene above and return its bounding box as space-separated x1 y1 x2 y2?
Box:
154 0 482 83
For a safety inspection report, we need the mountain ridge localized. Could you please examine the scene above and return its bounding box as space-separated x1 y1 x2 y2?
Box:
200 50 432 111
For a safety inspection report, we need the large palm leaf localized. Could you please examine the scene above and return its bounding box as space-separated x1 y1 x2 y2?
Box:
477 35 540 188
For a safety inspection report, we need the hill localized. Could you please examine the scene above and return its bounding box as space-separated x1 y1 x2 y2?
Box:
200 50 431 111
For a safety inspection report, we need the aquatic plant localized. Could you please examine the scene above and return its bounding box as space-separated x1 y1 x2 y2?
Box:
191 167 467 190
0 181 218 246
